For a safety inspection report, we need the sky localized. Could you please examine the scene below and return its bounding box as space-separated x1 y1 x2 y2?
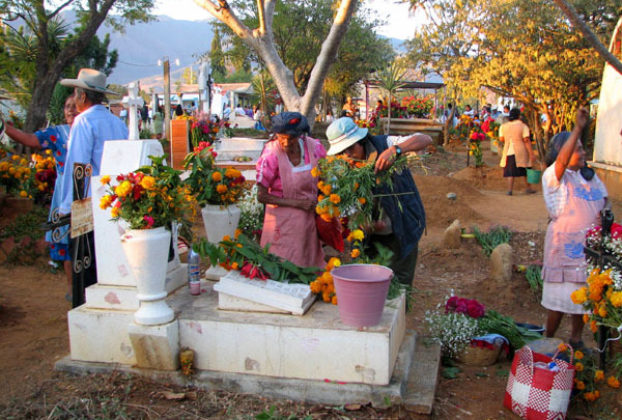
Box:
153 0 422 40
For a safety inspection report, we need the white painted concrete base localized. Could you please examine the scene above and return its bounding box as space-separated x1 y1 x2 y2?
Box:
176 284 406 385
128 321 179 370
68 307 136 365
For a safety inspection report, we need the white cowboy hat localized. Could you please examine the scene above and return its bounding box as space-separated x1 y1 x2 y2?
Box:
326 117 368 156
60 68 118 95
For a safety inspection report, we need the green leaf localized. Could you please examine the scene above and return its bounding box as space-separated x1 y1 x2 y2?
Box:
442 366 461 379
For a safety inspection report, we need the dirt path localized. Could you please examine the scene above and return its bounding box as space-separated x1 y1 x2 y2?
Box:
1 147 620 418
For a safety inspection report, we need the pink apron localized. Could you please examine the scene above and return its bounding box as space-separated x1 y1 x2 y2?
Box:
260 138 325 268
542 172 605 283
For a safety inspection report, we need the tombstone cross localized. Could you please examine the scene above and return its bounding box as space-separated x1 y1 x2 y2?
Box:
122 82 144 140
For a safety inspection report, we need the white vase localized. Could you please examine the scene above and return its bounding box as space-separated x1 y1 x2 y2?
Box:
121 226 175 325
201 204 241 280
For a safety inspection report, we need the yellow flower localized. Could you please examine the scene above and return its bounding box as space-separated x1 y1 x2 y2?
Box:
222 235 231 242
582 313 590 324
557 343 568 353
575 362 584 372
321 184 332 196
351 229 364 241
111 206 120 218
590 320 598 333
19 190 28 197
216 184 228 194
607 376 620 388
309 280 322 294
99 195 113 209
610 291 622 307
311 167 319 177
115 180 132 198
574 350 584 360
570 287 588 304
325 257 341 271
597 303 607 318
100 175 111 185
211 171 222 182
140 176 156 190
331 295 338 305
225 168 241 178
575 380 585 390
594 370 605 382
234 228 242 239
351 249 361 258
329 194 341 204
358 197 366 205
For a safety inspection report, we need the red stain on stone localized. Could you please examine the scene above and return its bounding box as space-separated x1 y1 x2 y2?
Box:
104 292 121 304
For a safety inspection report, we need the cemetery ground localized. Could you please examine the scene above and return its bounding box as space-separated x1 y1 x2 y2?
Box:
1 145 621 419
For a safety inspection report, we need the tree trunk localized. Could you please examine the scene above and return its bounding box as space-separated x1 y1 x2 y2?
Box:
193 0 357 124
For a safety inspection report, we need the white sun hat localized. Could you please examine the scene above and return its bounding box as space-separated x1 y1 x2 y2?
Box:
326 117 368 156
60 68 118 95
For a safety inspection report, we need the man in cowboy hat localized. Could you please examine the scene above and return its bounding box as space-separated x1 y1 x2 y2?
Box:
58 68 127 292
325 117 432 285
58 68 127 215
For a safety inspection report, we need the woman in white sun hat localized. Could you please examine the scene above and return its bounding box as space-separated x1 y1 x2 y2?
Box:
325 117 432 285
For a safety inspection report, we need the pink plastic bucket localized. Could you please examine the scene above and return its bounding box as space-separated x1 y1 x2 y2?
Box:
332 264 393 327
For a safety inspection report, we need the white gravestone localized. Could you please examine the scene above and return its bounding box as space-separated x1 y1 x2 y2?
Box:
213 270 315 315
122 83 144 140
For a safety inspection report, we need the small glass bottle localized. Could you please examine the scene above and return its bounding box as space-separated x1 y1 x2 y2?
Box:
187 247 201 295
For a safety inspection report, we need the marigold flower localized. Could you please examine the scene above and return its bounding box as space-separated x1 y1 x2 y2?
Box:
216 184 228 193
575 362 584 372
320 213 332 222
574 350 584 360
358 197 366 205
140 176 156 190
331 295 338 305
329 194 341 204
234 228 242 239
325 257 341 271
583 391 595 401
582 313 590 324
115 180 132 198
607 376 620 388
99 195 113 209
211 171 222 182
100 175 111 185
557 343 568 352
351 249 361 258
310 167 319 177
351 229 364 241
111 206 120 218
222 235 231 242
19 190 28 197
597 303 607 318
571 287 588 304
595 370 605 381
321 184 332 195
575 380 585 390
611 291 622 307
310 280 322 294
231 261 239 270
322 291 331 302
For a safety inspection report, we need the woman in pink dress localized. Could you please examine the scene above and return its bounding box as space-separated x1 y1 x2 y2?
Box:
255 112 325 268
541 108 609 350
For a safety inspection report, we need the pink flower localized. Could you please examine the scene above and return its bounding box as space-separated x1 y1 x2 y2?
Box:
143 215 155 228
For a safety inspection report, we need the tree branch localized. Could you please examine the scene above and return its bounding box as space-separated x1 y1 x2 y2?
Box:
300 0 357 118
48 0 76 20
256 0 266 35
552 0 622 76
193 0 254 40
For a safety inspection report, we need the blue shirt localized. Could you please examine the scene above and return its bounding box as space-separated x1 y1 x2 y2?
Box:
60 105 128 213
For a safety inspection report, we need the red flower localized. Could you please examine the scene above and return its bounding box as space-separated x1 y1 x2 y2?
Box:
466 299 485 318
143 215 155 228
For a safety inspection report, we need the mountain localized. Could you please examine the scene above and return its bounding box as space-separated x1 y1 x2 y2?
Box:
99 16 214 84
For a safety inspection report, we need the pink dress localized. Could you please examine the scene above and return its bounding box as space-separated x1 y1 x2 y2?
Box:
541 163 607 314
256 137 325 268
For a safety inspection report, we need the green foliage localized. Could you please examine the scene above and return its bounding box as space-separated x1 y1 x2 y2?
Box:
525 264 543 293
405 0 621 154
478 309 542 350
0 205 48 265
139 128 153 139
441 366 461 379
47 84 74 125
472 225 512 257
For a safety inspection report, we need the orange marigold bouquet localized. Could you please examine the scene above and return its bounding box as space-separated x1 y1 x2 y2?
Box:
312 154 408 229
182 142 247 207
99 156 192 230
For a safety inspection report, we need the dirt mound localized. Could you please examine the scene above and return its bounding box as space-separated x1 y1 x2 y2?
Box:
414 175 488 228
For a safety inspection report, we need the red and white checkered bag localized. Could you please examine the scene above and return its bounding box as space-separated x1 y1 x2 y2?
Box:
503 345 575 420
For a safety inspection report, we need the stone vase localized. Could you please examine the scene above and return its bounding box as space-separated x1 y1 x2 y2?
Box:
201 204 241 280
121 226 174 325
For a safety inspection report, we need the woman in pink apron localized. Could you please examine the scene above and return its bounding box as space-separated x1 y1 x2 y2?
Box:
256 112 325 268
541 108 609 350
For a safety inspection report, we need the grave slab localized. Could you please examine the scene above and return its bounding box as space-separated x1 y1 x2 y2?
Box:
217 292 290 314
176 284 405 385
128 321 180 370
56 330 440 409
213 270 315 315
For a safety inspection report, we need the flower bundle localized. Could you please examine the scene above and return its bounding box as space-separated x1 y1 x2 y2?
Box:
468 122 486 167
400 95 434 119
309 257 342 304
99 155 192 230
0 151 56 199
427 295 541 357
193 232 321 284
237 185 264 241
312 154 408 229
571 268 622 332
376 102 408 119
555 343 621 402
182 142 247 207
190 112 219 147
